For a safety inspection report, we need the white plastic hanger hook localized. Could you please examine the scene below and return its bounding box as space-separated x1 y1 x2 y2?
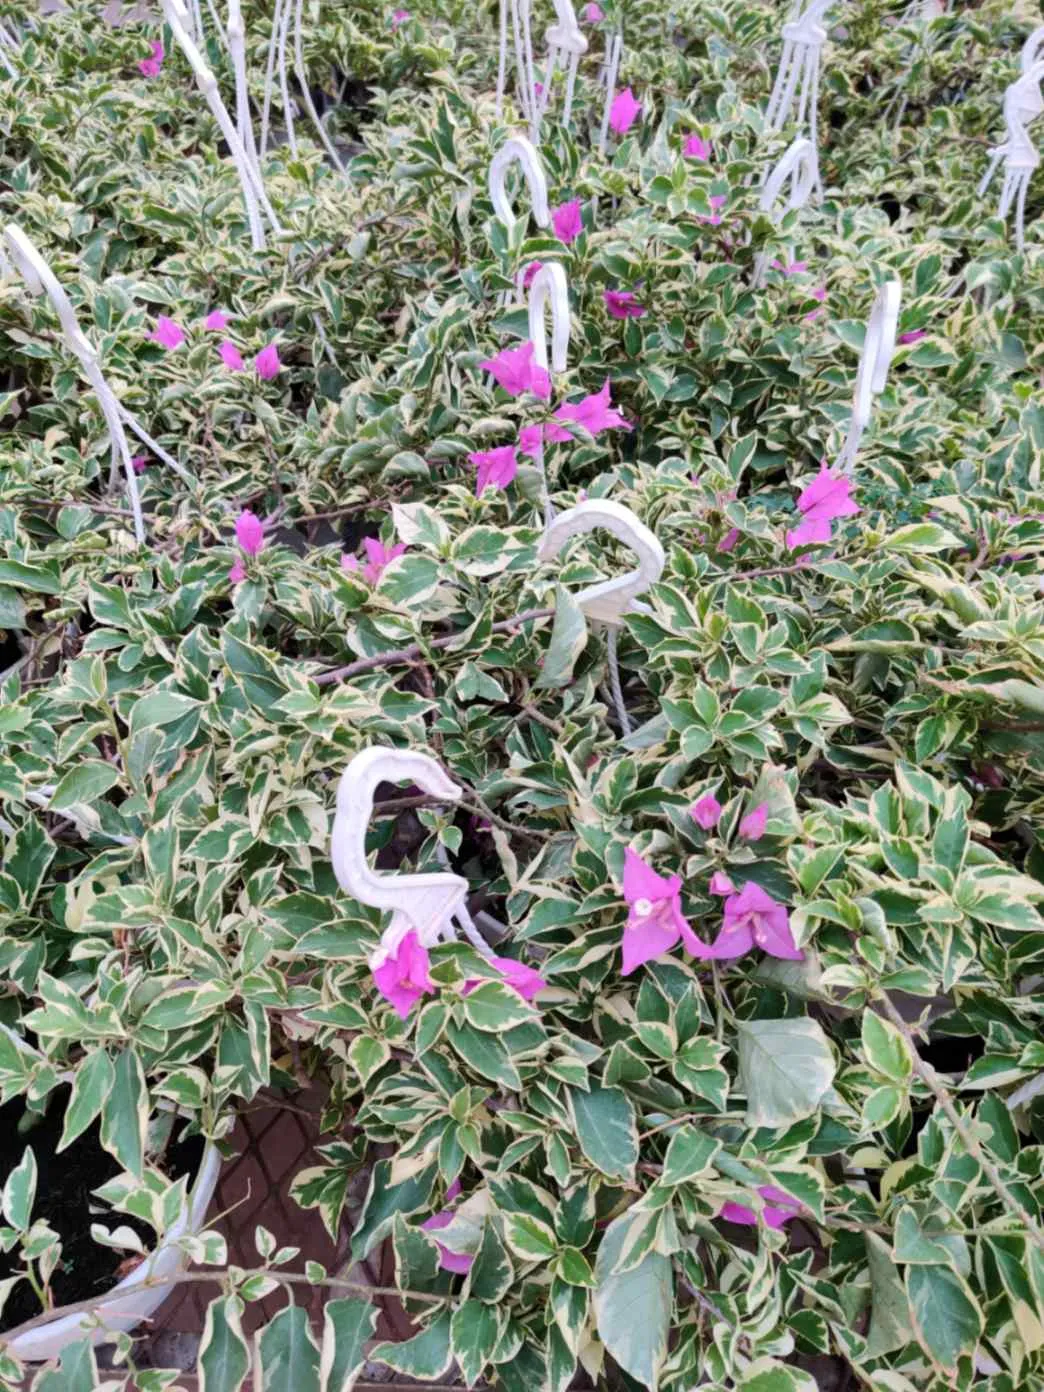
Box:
979 62 1044 253
537 499 666 627
759 135 817 214
1022 25 1044 73
837 278 901 473
764 0 836 199
330 747 492 961
527 261 570 376
753 137 817 287
489 135 550 233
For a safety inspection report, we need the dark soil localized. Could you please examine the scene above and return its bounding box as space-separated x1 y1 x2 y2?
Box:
0 1090 204 1335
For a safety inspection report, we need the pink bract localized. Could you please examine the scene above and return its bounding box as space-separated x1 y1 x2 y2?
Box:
604 289 646 320
738 802 769 841
373 929 435 1018
255 343 282 379
690 793 722 830
148 315 184 350
479 341 551 401
554 379 630 435
204 309 230 331
469 445 519 496
219 340 245 372
609 87 642 136
552 199 583 244
684 134 711 160
786 462 860 550
234 510 264 558
620 848 713 974
463 955 547 1002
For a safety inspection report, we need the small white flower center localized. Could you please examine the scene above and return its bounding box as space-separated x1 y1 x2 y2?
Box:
633 897 655 918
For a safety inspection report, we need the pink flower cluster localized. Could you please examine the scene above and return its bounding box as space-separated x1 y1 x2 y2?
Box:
786 462 860 550
228 509 264 584
138 38 164 78
147 309 283 380
341 537 406 583
619 847 803 975
471 340 630 498
371 931 547 1020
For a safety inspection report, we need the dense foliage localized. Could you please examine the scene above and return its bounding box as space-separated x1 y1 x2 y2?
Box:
0 0 1043 1388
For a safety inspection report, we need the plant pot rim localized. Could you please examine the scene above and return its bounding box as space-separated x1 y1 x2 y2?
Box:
4 1138 222 1363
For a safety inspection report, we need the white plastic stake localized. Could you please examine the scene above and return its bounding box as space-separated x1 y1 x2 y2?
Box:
526 261 570 530
330 747 493 963
161 0 282 250
764 0 837 199
227 0 262 183
538 499 665 733
836 278 901 473
3 225 146 543
292 0 346 174
752 136 817 285
598 31 623 155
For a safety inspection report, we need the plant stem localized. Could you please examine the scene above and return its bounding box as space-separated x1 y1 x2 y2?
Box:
0 1270 444 1344
877 992 1044 1254
313 607 555 685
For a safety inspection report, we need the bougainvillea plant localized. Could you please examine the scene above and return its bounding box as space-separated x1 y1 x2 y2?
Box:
0 0 1042 1388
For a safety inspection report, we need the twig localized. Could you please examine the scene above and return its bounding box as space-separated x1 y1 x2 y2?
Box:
716 558 830 583
314 607 555 685
521 703 564 735
20 498 136 518
370 792 552 844
878 993 1044 1254
0 1270 444 1344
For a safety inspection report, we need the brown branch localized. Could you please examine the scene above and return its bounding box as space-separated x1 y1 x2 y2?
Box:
0 1270 443 1345
878 993 1044 1254
20 498 136 518
371 792 552 844
719 557 831 583
314 607 555 685
521 703 565 736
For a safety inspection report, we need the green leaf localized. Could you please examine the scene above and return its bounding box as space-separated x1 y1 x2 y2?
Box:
32 1338 99 1392
49 761 120 811
461 980 537 1031
593 1212 672 1390
906 1263 983 1371
736 1018 836 1129
371 1311 453 1380
59 1048 115 1152
568 1084 638 1182
865 1232 915 1357
319 1298 377 1392
351 1159 435 1261
128 690 203 731
468 1219 514 1302
659 1125 721 1186
535 584 587 688
451 1299 501 1385
739 1360 819 1391
2 1145 36 1230
198 1296 250 1392
883 523 961 554
257 1305 321 1392
557 1246 595 1286
504 1211 558 1260
861 1013 912 1083
100 1047 147 1178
